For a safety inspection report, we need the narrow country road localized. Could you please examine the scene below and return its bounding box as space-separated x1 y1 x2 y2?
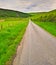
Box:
13 21 56 65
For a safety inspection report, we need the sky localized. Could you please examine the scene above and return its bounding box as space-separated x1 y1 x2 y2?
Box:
0 0 56 12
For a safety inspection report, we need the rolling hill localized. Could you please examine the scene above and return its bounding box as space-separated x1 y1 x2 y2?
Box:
0 8 30 18
30 9 56 22
30 9 56 36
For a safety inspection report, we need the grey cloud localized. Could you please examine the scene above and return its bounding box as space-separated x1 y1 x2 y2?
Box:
0 0 56 12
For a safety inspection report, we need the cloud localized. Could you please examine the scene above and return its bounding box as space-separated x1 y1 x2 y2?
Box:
25 0 56 12
0 0 56 12
0 0 32 12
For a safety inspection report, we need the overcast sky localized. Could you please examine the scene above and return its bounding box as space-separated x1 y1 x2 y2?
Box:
0 0 56 12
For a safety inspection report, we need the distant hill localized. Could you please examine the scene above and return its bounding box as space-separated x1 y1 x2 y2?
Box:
49 9 56 12
0 8 30 18
30 9 56 22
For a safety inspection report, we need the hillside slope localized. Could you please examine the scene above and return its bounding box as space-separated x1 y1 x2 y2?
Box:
30 9 56 22
0 8 30 18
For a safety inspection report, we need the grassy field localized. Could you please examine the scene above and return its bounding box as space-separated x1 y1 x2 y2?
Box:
0 18 28 65
33 21 56 36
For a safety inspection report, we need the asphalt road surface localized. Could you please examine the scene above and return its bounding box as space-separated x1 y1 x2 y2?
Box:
13 21 56 65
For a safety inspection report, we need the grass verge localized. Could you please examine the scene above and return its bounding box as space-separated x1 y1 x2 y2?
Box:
33 21 56 36
0 18 28 65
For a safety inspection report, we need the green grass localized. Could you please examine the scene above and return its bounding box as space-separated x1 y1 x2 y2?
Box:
30 9 56 36
0 8 30 18
0 18 28 65
33 21 56 36
30 9 56 22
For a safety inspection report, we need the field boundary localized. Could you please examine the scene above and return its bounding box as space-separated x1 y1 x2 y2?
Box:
13 25 28 65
